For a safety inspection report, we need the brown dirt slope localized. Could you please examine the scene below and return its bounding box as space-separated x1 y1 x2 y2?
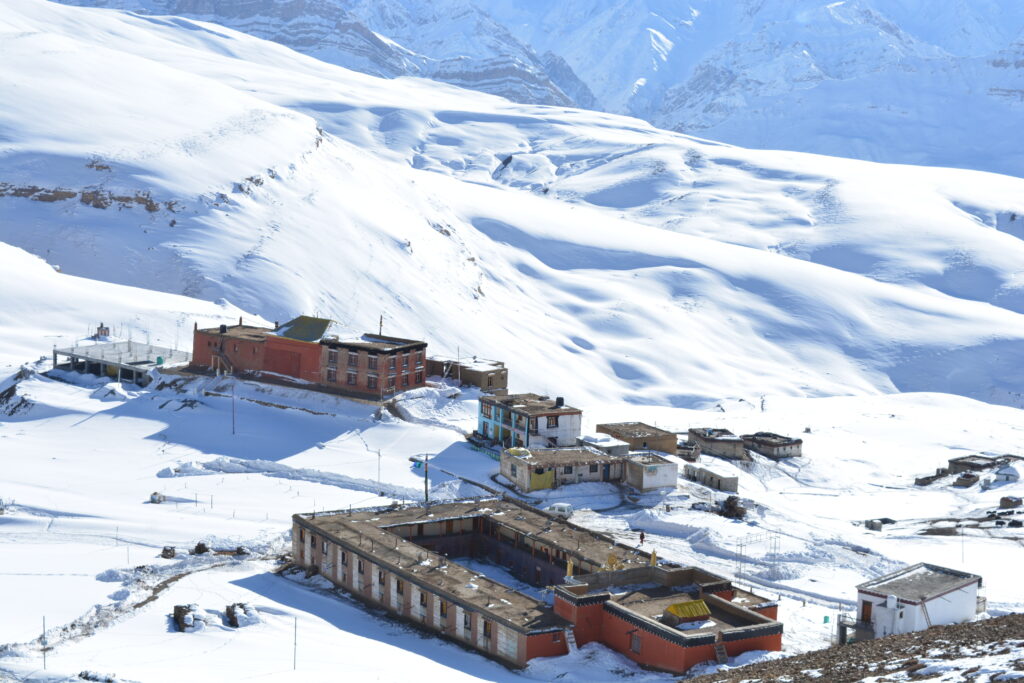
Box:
686 613 1024 682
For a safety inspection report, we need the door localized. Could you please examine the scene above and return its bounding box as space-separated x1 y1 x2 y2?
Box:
603 464 611 481
860 600 873 623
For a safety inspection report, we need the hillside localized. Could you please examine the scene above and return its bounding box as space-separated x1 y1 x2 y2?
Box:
688 613 1024 682
55 0 1024 177
1 3 1023 681
3 0 1024 409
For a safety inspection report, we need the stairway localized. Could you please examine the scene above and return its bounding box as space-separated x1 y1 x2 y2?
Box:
565 629 578 651
714 643 728 664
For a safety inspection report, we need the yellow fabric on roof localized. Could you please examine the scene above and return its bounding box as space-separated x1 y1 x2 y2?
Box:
666 600 711 619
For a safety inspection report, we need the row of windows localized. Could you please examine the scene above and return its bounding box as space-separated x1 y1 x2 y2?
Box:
327 350 426 370
325 368 424 387
480 405 561 430
311 535 501 638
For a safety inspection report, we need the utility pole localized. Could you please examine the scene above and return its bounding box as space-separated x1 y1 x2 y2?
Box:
293 616 298 670
42 616 46 670
424 455 429 508
377 450 382 496
231 382 236 435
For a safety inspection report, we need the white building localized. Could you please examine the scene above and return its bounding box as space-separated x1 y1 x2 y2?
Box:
993 463 1021 483
840 563 983 643
623 453 678 491
478 394 582 449
683 464 739 493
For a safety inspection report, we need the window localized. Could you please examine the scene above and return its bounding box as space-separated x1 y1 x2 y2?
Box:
402 374 410 387
328 350 338 366
547 415 559 429
419 591 427 606
389 356 397 370
553 632 562 642
347 372 357 386
417 351 424 365
563 465 573 474
590 464 599 473
402 353 410 369
252 346 256 355
529 417 537 432
631 633 641 653
415 372 423 384
463 613 472 631
347 352 358 368
341 551 347 566
482 403 492 418
487 374 493 387
483 621 492 639
367 375 378 390
396 578 404 595
439 600 448 618
510 464 518 477
378 570 385 584
327 367 337 383
299 528 304 542
368 355 378 370
358 559 365 574
233 343 238 352
322 541 327 553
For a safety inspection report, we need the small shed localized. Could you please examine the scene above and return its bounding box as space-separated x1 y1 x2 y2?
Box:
993 464 1020 483
1000 496 1022 509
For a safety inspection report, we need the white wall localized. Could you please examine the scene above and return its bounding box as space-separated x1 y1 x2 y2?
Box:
861 582 978 638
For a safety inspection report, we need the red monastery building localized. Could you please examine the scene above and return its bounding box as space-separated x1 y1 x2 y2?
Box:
191 316 427 401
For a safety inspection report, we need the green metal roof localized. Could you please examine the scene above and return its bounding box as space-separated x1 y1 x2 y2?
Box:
275 316 333 342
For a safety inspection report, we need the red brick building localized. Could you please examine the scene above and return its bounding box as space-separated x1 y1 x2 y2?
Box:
293 500 782 673
191 316 427 401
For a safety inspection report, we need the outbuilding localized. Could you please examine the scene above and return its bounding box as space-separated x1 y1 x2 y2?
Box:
839 563 983 643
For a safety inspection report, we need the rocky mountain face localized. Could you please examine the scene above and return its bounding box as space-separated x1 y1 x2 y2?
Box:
53 0 1024 175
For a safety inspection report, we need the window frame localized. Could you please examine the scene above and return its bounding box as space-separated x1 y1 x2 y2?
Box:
547 415 559 429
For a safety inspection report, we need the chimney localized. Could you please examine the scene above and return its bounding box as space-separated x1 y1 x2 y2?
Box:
555 397 564 408
193 322 198 331
238 316 242 325
219 324 227 334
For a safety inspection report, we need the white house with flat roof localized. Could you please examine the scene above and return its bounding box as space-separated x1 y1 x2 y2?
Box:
839 563 983 643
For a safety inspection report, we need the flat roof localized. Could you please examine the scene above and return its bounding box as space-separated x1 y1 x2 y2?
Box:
324 333 426 352
858 563 981 603
197 324 272 342
743 432 802 445
949 455 996 465
55 341 191 369
580 433 630 448
598 422 675 439
297 499 648 632
691 428 742 441
505 447 623 466
429 356 504 371
483 393 580 415
628 453 674 465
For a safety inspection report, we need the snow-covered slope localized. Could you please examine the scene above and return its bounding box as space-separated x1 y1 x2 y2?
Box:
3 0 1024 409
55 0 1024 176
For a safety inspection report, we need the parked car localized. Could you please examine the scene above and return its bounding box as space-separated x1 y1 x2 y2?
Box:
546 503 573 519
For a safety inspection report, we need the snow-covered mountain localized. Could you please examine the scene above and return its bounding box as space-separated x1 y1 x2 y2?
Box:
3 0 1024 410
54 0 1024 176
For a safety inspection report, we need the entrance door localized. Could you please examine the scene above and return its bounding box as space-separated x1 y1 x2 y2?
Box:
860 600 873 622
602 464 611 481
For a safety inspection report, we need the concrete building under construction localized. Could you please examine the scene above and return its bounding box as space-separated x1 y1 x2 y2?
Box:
292 498 782 674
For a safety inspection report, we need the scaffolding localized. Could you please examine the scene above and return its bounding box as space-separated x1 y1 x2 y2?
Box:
53 341 190 387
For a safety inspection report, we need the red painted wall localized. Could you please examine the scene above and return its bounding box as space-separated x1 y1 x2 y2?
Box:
192 329 265 374
724 633 782 657
525 632 569 660
265 336 322 383
753 604 778 620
